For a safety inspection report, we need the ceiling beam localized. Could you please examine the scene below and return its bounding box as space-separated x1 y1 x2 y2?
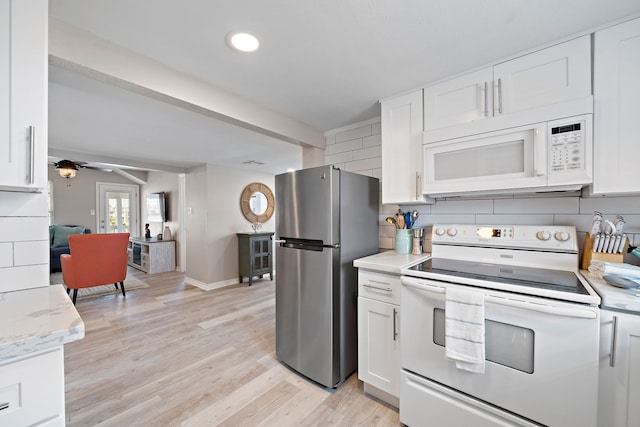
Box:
48 19 326 151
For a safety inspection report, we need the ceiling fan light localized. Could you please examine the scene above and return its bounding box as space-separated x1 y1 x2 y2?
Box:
58 168 77 179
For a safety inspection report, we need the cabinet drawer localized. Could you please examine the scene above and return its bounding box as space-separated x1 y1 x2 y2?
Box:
358 270 401 305
0 347 64 426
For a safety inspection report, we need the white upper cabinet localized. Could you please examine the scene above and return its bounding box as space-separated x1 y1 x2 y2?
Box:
0 0 47 192
424 35 592 140
424 68 493 130
493 36 591 116
591 17 640 195
381 90 431 205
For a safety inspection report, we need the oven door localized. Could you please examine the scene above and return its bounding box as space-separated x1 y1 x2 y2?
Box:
400 276 599 427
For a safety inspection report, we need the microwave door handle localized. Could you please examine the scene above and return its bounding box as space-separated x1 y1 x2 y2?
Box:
534 127 546 177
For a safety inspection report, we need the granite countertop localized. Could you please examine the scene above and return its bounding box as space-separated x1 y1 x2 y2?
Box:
354 250 432 275
0 284 84 362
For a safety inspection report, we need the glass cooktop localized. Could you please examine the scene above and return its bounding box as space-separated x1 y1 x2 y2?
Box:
408 258 589 296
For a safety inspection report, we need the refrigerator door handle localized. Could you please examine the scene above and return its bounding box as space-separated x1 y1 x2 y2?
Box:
273 239 286 244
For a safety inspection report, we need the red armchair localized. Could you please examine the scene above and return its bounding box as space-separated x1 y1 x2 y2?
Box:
61 233 130 304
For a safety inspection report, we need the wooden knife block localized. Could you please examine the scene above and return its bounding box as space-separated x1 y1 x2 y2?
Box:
581 232 629 270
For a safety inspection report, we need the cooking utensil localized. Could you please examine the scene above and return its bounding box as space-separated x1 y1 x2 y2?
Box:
412 210 419 224
397 214 406 229
404 212 411 229
385 216 397 227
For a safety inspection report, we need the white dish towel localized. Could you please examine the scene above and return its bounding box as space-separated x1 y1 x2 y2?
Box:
445 287 486 374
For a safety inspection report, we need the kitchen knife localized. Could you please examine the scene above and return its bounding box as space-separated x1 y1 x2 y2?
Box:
607 235 617 253
601 235 610 253
592 234 601 253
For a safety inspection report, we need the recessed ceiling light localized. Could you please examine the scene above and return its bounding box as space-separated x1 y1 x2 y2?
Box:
226 32 260 52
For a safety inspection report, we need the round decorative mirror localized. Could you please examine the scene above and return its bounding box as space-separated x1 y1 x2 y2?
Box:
240 182 275 224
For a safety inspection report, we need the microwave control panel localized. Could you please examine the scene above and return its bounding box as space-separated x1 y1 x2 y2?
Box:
550 122 584 172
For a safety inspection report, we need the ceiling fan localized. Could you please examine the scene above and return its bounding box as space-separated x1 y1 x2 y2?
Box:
51 159 112 185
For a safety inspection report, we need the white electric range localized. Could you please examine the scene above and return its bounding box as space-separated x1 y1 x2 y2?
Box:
400 224 600 427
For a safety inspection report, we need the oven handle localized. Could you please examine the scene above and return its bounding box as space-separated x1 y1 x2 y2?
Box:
401 277 597 320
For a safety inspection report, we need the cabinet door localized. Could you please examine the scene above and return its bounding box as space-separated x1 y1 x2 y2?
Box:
598 310 640 427
0 0 47 191
357 296 400 397
381 90 426 204
592 18 640 195
424 67 493 130
494 35 591 117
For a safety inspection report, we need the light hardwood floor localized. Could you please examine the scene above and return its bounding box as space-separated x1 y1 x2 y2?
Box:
64 269 400 426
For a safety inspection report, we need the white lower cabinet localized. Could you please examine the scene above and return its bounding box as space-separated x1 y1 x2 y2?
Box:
0 347 65 426
357 270 401 406
598 309 640 427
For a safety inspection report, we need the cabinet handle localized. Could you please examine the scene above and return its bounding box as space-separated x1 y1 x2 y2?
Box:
393 308 398 341
610 315 618 367
28 126 35 184
415 172 420 199
483 82 488 117
363 283 392 292
497 78 503 114
0 402 9 411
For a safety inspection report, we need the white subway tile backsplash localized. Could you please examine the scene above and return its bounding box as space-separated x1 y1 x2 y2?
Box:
371 168 382 180
495 197 579 214
379 236 393 250
343 157 381 172
372 122 381 135
335 125 372 143
326 138 363 155
0 264 49 292
0 242 13 268
420 214 477 225
0 217 48 241
363 134 382 148
579 196 640 214
475 214 554 225
0 192 47 217
353 146 382 161
325 151 353 165
325 134 336 146
431 199 493 214
14 241 48 266
553 214 593 232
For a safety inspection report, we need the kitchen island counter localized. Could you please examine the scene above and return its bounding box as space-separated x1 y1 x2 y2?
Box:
0 284 84 361
354 250 431 274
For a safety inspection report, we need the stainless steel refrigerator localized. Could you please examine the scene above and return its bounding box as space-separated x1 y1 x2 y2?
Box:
275 165 379 388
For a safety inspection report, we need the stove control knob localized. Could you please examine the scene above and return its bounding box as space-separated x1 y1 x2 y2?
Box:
447 227 458 236
536 231 551 241
435 227 446 236
555 231 570 242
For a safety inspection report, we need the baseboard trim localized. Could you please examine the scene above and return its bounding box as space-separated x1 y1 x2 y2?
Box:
184 276 238 291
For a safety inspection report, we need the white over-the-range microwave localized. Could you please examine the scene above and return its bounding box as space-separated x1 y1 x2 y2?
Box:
422 114 592 197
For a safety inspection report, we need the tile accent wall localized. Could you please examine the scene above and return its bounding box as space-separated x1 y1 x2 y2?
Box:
325 119 640 266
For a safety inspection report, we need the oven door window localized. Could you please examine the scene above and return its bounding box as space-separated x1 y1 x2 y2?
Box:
433 308 534 374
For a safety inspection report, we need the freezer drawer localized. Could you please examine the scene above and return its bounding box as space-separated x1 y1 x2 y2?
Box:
275 244 344 387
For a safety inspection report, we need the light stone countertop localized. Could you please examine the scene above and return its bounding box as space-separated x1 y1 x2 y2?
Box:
581 270 640 313
0 284 84 362
353 250 431 275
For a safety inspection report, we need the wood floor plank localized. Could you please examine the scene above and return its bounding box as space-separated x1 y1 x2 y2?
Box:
64 268 400 426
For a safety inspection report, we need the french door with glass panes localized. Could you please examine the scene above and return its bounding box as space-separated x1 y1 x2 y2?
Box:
97 183 139 236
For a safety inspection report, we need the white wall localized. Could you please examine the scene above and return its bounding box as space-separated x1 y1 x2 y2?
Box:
185 164 275 287
325 119 640 266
